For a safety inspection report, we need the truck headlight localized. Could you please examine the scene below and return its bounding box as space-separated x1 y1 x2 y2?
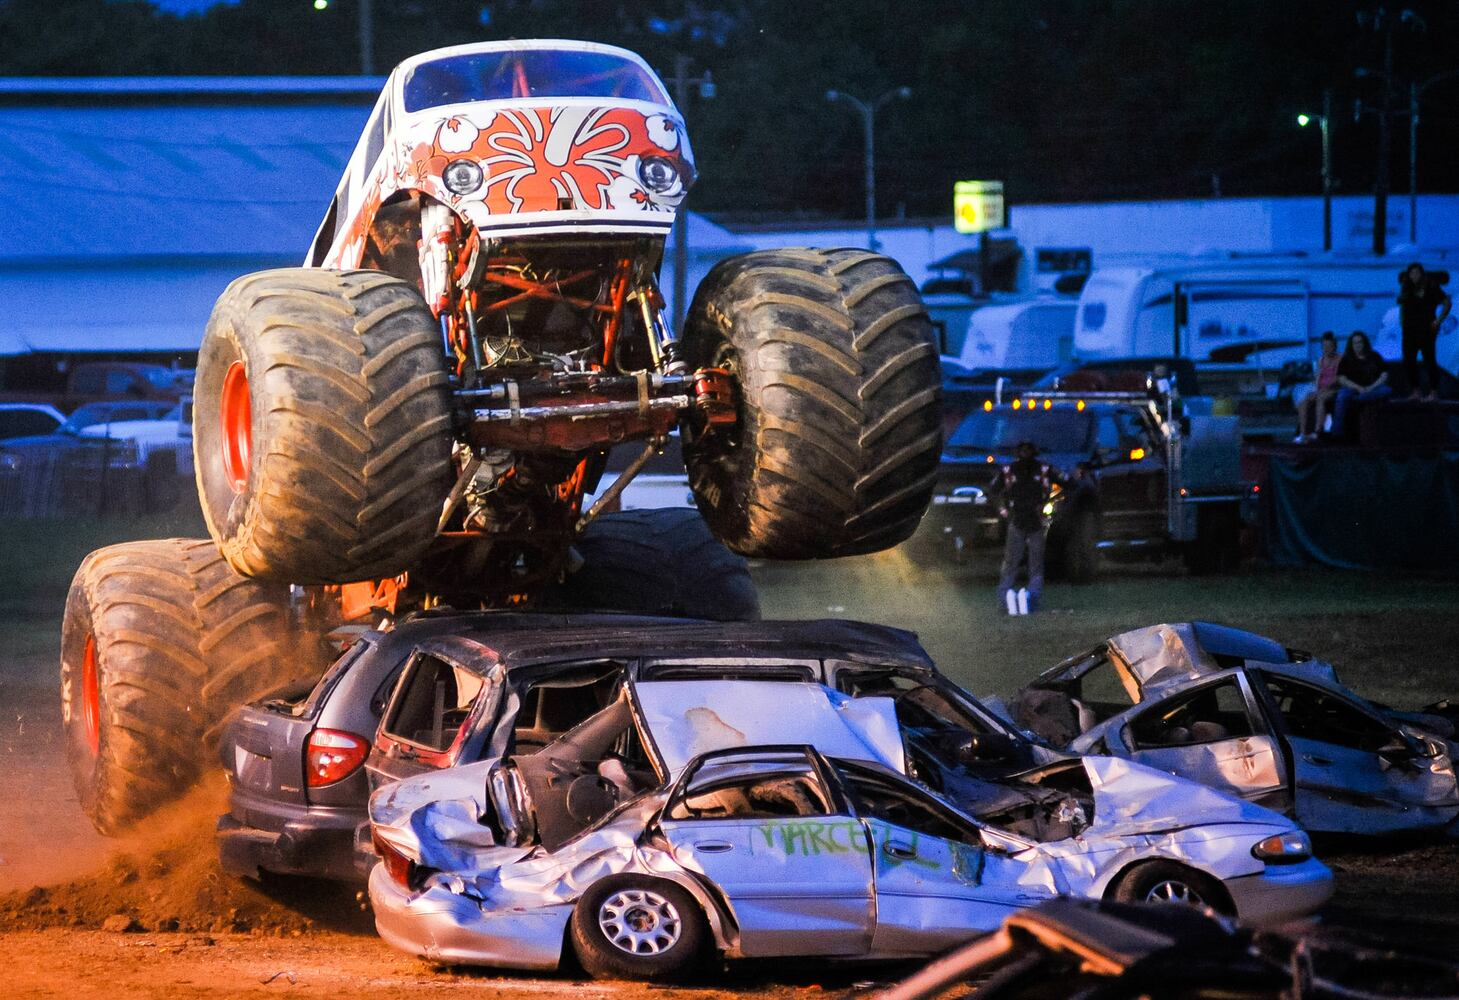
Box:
1251 830 1311 864
638 156 681 194
443 158 484 195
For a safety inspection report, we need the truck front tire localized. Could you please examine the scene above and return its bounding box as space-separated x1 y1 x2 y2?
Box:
195 268 454 585
680 249 942 559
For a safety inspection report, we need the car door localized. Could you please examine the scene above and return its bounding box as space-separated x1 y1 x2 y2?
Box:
657 748 874 958
1256 671 1459 834
836 762 1051 955
1119 674 1291 813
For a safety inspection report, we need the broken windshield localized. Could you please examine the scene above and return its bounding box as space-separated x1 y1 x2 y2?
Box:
403 49 669 112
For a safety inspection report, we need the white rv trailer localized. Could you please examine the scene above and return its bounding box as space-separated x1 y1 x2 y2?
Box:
1073 253 1459 376
954 297 1077 373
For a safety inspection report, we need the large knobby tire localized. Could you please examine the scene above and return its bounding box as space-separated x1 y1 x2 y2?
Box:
681 248 942 559
60 538 326 834
195 268 453 585
554 508 760 621
570 874 709 981
1110 860 1234 916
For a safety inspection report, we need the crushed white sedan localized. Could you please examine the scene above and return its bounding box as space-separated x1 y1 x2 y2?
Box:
999 622 1459 836
367 679 1332 980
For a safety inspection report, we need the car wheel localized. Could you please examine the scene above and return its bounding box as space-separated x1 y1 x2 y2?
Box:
1110 860 1234 916
680 248 942 559
569 875 709 981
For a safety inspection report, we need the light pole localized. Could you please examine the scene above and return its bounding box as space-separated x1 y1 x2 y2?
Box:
1297 89 1333 251
825 86 912 251
668 54 715 333
1409 69 1459 245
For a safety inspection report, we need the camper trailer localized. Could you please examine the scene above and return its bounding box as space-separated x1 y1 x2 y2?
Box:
1073 254 1458 380
954 297 1077 376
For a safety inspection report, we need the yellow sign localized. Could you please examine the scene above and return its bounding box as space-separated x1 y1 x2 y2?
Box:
954 180 1005 233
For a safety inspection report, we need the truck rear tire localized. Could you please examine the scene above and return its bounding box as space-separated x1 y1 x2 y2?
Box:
1183 504 1241 575
554 508 760 621
61 538 325 834
681 249 941 559
195 268 453 585
1058 508 1100 583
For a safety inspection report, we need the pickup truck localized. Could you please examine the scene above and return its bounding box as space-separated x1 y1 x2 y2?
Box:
918 388 1252 578
0 361 192 413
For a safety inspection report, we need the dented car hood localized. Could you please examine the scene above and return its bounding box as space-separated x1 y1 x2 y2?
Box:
1075 755 1280 835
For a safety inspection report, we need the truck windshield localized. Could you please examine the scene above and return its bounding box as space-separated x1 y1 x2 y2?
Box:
947 409 1091 455
403 50 669 112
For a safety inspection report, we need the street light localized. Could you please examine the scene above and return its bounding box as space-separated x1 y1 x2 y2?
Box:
826 86 913 251
1409 68 1459 245
1297 90 1333 251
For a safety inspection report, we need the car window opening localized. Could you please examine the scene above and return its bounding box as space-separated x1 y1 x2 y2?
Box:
1129 680 1255 749
383 653 484 752
1263 674 1393 753
512 662 624 752
669 759 831 821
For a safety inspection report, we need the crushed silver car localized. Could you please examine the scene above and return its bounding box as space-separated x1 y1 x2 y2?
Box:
998 622 1459 836
367 678 1332 980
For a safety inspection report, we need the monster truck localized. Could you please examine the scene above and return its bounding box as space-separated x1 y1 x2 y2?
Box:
62 40 941 832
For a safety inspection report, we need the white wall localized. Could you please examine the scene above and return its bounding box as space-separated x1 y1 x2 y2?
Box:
711 194 1459 290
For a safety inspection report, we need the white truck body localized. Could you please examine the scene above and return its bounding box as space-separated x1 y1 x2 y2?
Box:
1073 254 1459 374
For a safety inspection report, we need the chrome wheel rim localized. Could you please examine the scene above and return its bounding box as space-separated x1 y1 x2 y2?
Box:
1145 879 1204 906
598 889 682 956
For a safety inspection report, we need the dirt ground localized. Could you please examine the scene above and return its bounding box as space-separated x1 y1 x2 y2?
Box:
2 532 1459 996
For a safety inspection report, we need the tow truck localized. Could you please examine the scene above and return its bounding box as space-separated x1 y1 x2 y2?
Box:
919 385 1253 578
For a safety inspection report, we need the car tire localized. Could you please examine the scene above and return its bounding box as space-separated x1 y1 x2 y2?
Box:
1110 860 1234 916
569 875 709 981
1059 508 1100 583
194 268 453 584
61 538 325 834
680 248 942 559
553 508 760 621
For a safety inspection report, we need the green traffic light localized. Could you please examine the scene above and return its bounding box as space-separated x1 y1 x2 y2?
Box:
313 0 328 9
1296 113 1311 127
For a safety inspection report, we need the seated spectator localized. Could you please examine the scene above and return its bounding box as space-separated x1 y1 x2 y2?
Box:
1294 331 1340 443
1330 331 1392 439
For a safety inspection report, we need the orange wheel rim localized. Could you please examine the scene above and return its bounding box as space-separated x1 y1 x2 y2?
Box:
82 635 100 757
220 361 252 494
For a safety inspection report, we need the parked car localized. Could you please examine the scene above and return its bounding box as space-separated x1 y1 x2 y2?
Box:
366 678 1331 980
217 612 1056 884
0 361 192 412
0 402 64 440
995 622 1459 837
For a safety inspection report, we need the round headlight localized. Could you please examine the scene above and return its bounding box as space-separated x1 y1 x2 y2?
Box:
442 159 484 196
638 156 680 194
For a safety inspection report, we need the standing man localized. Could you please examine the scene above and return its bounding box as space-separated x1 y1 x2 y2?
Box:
993 440 1062 615
1398 263 1452 401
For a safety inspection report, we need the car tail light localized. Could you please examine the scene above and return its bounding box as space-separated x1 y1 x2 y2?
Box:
371 829 416 890
305 728 369 787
